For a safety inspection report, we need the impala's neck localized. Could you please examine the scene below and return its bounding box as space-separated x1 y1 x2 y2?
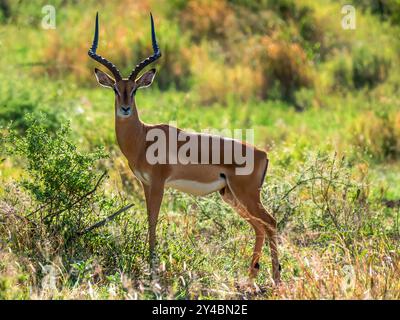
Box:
115 104 145 164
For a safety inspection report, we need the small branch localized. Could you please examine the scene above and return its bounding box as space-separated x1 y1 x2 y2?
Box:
44 171 107 221
6 210 38 228
76 203 134 237
27 163 82 218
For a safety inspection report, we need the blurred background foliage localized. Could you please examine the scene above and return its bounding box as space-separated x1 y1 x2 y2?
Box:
0 0 398 106
0 0 400 299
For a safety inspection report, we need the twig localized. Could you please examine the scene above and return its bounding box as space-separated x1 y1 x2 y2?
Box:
43 171 107 221
27 163 81 217
76 203 134 237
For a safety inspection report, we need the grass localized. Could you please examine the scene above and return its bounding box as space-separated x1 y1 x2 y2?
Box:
1 0 400 300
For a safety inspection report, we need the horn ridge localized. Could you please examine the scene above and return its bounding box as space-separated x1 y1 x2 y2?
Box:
128 12 162 81
88 12 122 81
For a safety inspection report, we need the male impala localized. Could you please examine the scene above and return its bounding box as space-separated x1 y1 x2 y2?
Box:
88 13 281 283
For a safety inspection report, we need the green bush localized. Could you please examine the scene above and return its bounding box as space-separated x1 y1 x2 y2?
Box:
5 115 108 238
352 46 390 89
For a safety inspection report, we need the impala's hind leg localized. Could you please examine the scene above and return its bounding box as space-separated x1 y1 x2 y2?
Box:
219 187 267 280
224 177 281 284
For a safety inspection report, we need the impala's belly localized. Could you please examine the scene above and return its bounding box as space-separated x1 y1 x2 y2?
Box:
165 178 226 196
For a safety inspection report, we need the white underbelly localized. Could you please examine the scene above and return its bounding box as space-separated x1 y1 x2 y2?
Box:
165 178 226 196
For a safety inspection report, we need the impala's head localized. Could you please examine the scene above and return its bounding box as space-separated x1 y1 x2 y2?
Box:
88 13 161 119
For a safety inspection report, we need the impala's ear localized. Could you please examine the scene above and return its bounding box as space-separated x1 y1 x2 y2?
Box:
135 68 156 89
94 68 115 88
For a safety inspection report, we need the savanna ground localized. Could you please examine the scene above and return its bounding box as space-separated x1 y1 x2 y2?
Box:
0 0 400 299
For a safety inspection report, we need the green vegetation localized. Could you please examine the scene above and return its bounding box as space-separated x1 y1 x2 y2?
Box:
0 0 400 299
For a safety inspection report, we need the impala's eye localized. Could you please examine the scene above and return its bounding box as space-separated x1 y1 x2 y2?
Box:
113 87 119 96
130 89 137 97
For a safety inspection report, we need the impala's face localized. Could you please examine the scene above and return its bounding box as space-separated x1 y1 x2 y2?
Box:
113 80 137 118
94 68 156 119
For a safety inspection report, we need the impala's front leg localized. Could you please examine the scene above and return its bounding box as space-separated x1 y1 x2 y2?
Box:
143 179 165 265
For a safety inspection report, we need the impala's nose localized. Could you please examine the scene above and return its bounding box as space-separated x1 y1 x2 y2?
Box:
119 106 132 117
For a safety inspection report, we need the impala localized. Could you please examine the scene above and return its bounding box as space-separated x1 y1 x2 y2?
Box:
88 13 281 283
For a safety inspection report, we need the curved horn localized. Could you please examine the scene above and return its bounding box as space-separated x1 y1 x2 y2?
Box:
88 12 122 81
128 13 162 81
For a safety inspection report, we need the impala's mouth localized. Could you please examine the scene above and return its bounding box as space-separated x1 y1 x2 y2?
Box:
118 106 132 118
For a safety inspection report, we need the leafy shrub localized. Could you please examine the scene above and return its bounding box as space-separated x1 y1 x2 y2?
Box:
352 46 390 89
4 115 108 238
